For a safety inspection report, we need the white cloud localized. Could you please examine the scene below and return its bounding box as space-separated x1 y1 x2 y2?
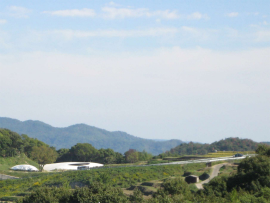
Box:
106 1 121 7
0 19 7 24
1 47 270 142
180 26 217 41
187 12 209 20
101 7 179 19
2 47 270 95
8 6 31 18
50 28 178 39
256 30 270 42
247 12 259 16
0 30 10 48
226 12 239 17
181 26 197 33
225 28 239 38
250 21 268 28
43 8 96 17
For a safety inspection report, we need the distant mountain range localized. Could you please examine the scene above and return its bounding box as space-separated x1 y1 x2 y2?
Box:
0 117 184 155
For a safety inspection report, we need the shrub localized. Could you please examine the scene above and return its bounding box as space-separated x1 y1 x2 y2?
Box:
199 172 210 181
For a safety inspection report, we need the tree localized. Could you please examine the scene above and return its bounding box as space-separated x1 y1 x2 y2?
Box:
97 148 116 164
256 144 270 156
31 146 58 171
22 134 49 157
130 188 143 203
56 148 70 162
161 178 191 196
69 143 98 162
124 149 139 163
138 150 152 161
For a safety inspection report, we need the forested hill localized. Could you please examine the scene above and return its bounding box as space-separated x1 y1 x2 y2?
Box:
164 137 259 156
0 128 48 158
0 117 183 155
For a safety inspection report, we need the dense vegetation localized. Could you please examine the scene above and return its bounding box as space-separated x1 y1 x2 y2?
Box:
0 117 183 155
56 143 152 164
0 128 153 168
0 128 49 158
2 126 270 202
0 163 207 198
0 128 58 171
161 137 258 156
8 145 270 202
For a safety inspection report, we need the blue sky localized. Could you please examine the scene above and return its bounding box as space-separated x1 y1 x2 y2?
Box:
0 1 270 143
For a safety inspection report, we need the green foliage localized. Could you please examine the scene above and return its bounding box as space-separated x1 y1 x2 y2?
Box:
56 145 150 165
0 196 20 202
130 188 143 203
16 183 129 203
3 145 270 203
31 146 58 171
69 143 98 162
16 187 71 203
125 149 139 163
0 163 204 198
204 176 229 197
162 137 258 156
0 128 49 159
138 150 153 161
159 178 191 196
96 148 121 164
256 144 270 156
199 172 210 181
232 155 270 191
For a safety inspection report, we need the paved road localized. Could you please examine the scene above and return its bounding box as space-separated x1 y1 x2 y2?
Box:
97 155 251 171
195 163 228 189
99 155 251 170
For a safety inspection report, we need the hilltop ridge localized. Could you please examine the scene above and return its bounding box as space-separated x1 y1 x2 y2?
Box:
0 117 183 155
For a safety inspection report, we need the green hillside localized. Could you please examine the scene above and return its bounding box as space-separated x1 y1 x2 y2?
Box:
0 117 183 155
0 163 206 198
163 137 259 156
0 155 39 174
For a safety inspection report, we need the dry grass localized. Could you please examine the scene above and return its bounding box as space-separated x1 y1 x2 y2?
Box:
202 151 255 158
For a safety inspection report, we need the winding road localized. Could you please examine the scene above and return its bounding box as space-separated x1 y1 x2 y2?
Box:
195 163 228 189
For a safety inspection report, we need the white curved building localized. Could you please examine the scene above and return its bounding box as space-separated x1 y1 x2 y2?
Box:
43 162 103 171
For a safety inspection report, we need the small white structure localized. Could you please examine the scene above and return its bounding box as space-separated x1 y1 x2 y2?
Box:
11 165 39 172
43 162 103 171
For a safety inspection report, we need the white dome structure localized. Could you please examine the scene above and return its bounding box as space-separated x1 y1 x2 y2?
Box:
43 162 103 171
11 165 39 172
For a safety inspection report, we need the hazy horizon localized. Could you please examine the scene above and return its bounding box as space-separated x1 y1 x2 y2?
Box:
1 0 270 143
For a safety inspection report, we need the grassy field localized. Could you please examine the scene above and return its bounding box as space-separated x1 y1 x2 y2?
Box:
164 151 255 160
203 151 255 158
0 154 39 171
0 155 42 178
218 163 238 177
